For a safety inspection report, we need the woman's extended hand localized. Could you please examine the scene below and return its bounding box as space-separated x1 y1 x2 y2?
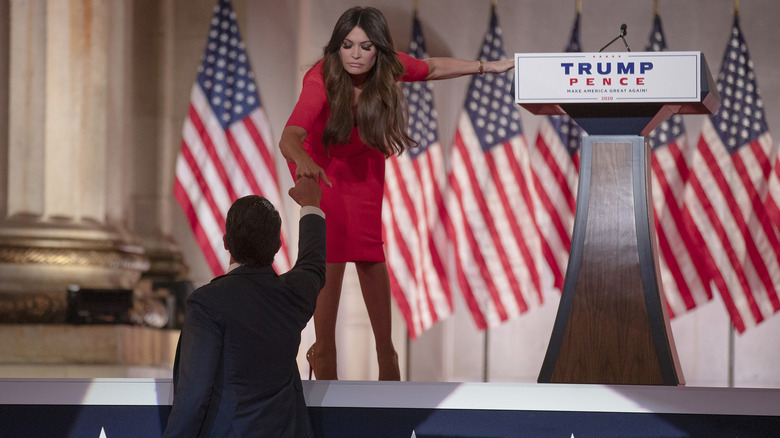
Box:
485 58 515 74
295 155 332 187
280 125 332 187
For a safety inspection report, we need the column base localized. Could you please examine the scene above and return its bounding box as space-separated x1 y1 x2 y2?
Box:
0 214 150 323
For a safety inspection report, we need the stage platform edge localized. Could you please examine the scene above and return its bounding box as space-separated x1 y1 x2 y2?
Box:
1 379 779 437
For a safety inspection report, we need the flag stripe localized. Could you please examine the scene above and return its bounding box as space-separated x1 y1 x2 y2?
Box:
768 156 780 231
423 149 456 315
182 98 233 214
383 202 422 336
653 212 688 316
530 127 578 288
384 161 426 336
189 100 240 202
174 164 227 275
535 131 577 214
500 137 544 302
448 166 494 329
411 156 452 322
178 136 227 245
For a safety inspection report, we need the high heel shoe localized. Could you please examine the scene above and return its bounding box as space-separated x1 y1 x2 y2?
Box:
306 344 316 380
305 343 338 380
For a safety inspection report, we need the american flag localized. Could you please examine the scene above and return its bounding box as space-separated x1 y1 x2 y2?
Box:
529 12 582 293
447 8 543 330
684 15 779 332
382 15 453 339
174 0 290 276
769 150 780 233
645 14 712 317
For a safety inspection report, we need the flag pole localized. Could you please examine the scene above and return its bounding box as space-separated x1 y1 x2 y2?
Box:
405 331 411 381
576 0 581 15
486 0 497 382
734 0 740 15
483 329 490 382
728 322 735 387
653 0 658 16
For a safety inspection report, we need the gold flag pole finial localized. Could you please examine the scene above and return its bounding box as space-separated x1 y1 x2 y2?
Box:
734 0 740 15
576 0 582 14
654 0 659 16
413 0 418 13
491 0 498 9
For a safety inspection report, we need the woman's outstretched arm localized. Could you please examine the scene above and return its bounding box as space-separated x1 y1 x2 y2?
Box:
424 57 514 80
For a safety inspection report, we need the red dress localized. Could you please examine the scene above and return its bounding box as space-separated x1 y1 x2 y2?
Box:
286 52 429 263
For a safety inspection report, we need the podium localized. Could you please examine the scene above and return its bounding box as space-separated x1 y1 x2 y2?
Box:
515 52 719 385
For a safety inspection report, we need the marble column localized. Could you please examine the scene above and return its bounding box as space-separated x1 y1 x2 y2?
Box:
0 0 149 322
125 0 193 330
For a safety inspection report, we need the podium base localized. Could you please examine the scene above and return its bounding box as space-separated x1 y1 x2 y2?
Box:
539 136 683 385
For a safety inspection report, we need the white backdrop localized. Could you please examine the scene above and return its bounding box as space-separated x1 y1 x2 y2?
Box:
170 0 780 387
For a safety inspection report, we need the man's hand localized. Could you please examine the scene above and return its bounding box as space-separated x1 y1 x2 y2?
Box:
288 176 322 208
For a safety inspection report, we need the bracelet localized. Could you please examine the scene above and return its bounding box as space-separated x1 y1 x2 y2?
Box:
478 60 484 75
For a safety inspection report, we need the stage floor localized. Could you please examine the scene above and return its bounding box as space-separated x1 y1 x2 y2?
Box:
1 378 779 437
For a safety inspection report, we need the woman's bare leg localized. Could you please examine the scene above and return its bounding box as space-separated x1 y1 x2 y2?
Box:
355 261 400 381
309 262 346 380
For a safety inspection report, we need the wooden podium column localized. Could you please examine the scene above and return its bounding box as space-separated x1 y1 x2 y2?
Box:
538 135 683 385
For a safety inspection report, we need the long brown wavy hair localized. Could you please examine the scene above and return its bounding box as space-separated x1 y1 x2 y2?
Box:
321 7 414 157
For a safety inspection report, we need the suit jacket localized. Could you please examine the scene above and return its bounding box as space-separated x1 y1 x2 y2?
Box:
163 213 326 437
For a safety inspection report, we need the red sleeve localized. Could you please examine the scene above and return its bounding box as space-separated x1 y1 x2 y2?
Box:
397 51 429 82
285 61 327 131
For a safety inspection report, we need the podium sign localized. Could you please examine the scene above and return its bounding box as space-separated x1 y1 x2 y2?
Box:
514 51 718 136
515 51 702 104
514 51 719 385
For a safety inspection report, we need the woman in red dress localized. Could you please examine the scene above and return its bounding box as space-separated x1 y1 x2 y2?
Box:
280 6 513 380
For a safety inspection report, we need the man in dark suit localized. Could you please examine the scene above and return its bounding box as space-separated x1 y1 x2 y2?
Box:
164 176 326 437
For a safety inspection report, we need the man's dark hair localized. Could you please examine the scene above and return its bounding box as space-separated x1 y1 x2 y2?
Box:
224 195 281 267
